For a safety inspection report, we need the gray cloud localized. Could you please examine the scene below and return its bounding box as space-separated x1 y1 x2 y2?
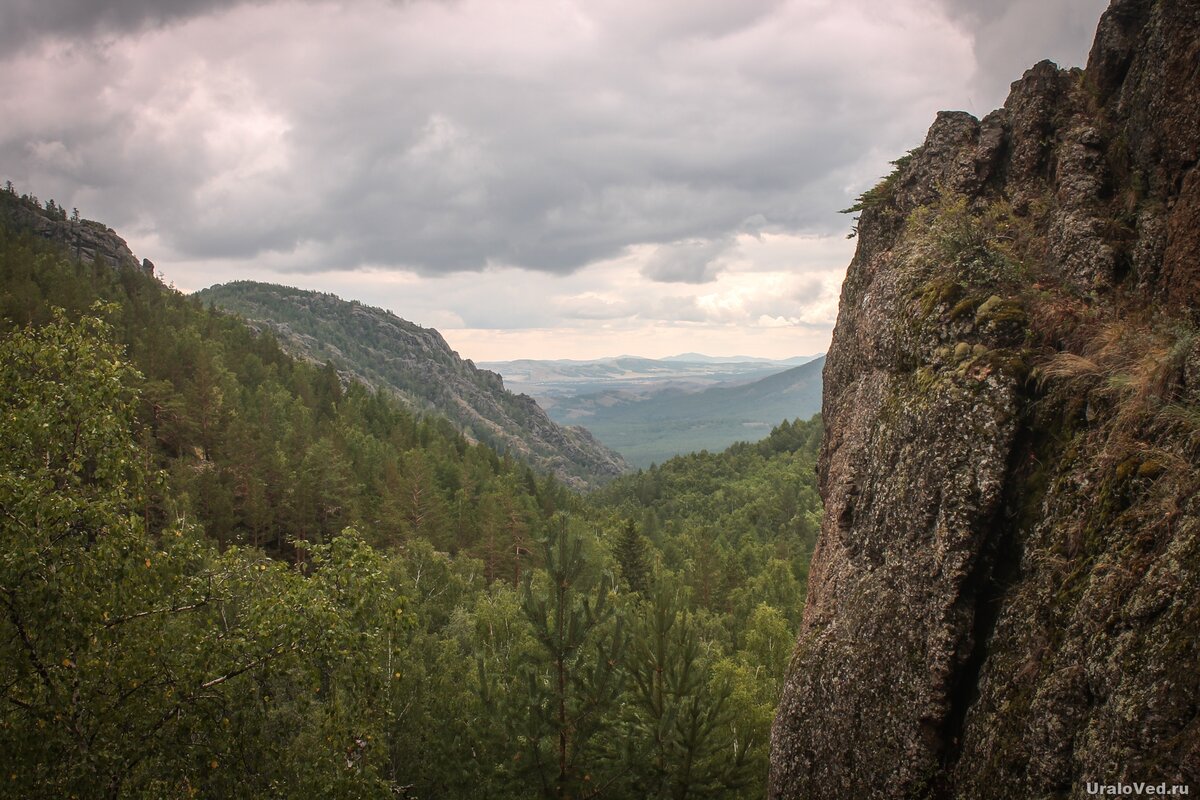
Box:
936 0 1109 109
641 238 734 284
649 296 711 324
791 277 828 303
0 0 250 51
556 294 636 321
0 0 1108 286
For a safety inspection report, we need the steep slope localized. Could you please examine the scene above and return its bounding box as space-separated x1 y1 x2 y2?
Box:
197 281 628 490
549 357 824 468
0 188 155 275
771 1 1199 797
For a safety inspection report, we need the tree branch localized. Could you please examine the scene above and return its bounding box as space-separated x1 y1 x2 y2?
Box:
200 640 299 690
102 599 220 628
0 590 55 697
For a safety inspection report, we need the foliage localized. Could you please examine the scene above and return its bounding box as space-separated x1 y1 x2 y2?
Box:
594 416 823 630
0 215 825 798
622 584 753 798
0 312 407 798
840 148 921 237
0 223 557 564
587 415 824 797
492 516 627 799
615 519 650 593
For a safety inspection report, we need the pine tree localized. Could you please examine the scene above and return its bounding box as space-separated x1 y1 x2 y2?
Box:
623 583 751 798
615 519 649 594
505 515 627 799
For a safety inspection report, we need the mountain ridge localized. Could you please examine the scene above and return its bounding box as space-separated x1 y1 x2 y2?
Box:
482 354 808 398
483 352 825 467
661 352 821 365
197 280 629 490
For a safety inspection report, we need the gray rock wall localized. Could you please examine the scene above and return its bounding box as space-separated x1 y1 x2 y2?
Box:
770 1 1200 796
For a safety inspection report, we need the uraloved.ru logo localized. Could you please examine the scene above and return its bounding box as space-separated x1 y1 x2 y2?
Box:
1086 783 1190 796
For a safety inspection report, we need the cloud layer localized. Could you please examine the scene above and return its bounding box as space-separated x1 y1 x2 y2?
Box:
0 0 1107 357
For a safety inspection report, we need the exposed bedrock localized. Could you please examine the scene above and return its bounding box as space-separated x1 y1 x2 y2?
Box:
769 1 1200 797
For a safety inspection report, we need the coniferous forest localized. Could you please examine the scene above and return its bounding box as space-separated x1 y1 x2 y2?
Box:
0 206 822 798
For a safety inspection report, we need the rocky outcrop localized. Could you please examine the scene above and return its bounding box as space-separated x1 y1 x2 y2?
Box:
0 190 153 275
770 1 1199 797
197 281 629 490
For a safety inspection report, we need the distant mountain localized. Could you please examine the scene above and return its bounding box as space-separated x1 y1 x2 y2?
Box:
780 354 824 365
480 354 802 399
196 281 628 489
660 352 823 365
545 356 825 468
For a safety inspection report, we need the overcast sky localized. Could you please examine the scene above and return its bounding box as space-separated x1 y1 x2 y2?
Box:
1 0 1107 360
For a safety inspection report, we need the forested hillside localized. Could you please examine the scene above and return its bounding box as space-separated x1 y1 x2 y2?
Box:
0 192 823 798
197 281 627 490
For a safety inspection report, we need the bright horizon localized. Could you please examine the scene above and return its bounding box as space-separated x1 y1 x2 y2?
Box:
441 327 828 364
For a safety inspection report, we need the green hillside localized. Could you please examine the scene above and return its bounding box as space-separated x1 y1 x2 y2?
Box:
196 281 628 490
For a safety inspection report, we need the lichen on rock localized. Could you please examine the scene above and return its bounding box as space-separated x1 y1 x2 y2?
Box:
770 1 1200 797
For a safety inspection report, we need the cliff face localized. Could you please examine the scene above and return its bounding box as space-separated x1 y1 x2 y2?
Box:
770 1 1199 797
0 190 155 275
197 281 629 490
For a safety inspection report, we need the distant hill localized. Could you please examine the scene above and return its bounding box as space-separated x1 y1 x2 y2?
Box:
480 354 805 399
196 281 628 489
544 356 825 467
660 352 822 365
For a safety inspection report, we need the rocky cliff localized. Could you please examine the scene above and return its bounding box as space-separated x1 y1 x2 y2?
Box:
0 189 154 275
197 281 629 490
770 1 1199 797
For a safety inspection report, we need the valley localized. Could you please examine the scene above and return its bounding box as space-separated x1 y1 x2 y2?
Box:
2 0 1196 797
485 355 825 467
0 189 821 798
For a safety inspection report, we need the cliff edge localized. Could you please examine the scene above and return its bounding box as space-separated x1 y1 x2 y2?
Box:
0 188 154 276
770 0 1199 797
